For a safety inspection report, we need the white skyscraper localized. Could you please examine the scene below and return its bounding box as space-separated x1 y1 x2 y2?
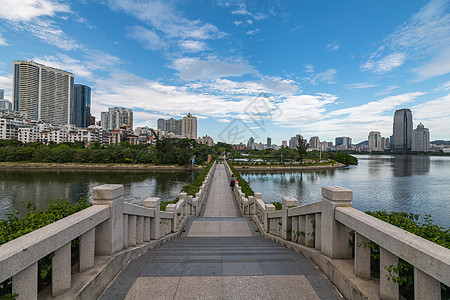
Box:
182 113 197 139
13 61 74 125
101 107 133 130
368 131 382 151
412 123 430 151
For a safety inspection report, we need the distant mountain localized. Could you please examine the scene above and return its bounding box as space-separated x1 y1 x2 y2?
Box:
431 140 450 146
355 140 368 146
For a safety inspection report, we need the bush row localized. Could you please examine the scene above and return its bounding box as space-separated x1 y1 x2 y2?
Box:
228 162 254 197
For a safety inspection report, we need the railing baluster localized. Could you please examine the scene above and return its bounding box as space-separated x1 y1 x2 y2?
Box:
12 262 38 300
128 215 137 247
52 242 71 296
414 267 441 299
143 217 151 242
314 213 321 250
79 227 95 272
380 247 399 300
354 232 371 280
123 214 128 249
136 216 144 244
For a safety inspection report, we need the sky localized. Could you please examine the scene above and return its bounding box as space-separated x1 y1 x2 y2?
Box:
0 0 449 145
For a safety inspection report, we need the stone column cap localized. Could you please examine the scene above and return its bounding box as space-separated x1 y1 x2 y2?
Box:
144 197 160 208
322 186 353 201
92 184 124 200
265 204 275 212
166 204 176 212
254 192 262 200
282 196 298 207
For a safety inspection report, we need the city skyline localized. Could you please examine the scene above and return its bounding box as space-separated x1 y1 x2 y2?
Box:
0 0 449 144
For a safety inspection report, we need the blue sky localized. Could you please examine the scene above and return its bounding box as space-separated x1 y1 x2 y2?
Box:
0 0 449 145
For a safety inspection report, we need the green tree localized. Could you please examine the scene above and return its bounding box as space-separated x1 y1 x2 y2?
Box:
296 135 309 164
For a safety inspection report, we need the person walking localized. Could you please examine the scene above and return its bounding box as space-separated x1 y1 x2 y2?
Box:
230 174 236 189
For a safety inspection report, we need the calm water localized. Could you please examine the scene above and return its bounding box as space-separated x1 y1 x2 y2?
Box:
241 155 450 228
0 169 196 219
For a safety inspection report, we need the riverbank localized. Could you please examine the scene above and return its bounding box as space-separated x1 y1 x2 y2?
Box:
0 162 205 171
232 162 346 171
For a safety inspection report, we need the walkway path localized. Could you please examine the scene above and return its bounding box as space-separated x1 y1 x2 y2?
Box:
100 164 342 299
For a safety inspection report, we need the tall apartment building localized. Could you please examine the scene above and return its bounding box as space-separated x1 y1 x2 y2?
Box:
72 84 91 128
247 137 254 148
368 131 382 151
267 137 272 148
13 61 74 125
182 113 197 139
412 122 430 151
0 89 4 99
309 136 320 150
101 107 133 130
335 136 352 149
157 118 165 131
0 99 12 111
165 118 180 135
392 108 413 152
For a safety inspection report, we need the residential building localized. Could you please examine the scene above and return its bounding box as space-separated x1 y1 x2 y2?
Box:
157 118 165 131
267 137 271 148
72 84 91 128
381 137 390 150
0 89 4 99
165 118 182 136
309 136 320 150
90 115 95 125
247 137 254 148
0 99 12 111
13 60 74 125
197 135 214 146
101 107 133 130
182 113 197 139
392 108 413 152
281 140 287 148
412 122 430 151
368 131 382 152
289 134 304 149
18 126 38 143
335 136 352 150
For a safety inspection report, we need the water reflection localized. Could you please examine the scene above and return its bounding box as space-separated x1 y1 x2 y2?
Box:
0 169 196 219
392 155 430 177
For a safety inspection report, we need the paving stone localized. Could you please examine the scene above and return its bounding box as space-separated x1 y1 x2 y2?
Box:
265 275 321 300
174 276 223 299
259 261 303 275
223 276 272 300
223 262 263 276
124 277 179 300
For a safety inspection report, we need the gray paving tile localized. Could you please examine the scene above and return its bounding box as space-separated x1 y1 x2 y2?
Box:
223 262 263 276
259 261 303 275
223 276 272 300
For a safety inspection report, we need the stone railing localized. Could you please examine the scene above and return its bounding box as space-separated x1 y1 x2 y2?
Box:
0 162 216 300
225 161 449 300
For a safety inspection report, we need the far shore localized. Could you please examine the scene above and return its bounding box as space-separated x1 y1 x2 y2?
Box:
0 162 205 172
231 162 346 171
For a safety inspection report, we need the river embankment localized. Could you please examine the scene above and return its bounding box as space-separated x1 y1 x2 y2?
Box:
0 162 205 171
231 162 346 171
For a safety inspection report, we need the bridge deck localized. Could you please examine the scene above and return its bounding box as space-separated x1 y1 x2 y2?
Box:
100 164 341 299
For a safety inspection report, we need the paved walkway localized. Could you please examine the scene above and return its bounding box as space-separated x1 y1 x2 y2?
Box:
100 164 342 300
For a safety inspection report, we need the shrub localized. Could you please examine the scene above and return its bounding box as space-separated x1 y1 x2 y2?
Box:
228 163 254 197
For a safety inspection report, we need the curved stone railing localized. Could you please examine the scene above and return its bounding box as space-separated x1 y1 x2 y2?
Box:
226 161 449 300
0 162 216 300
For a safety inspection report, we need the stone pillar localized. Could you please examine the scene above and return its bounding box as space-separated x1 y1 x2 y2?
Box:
143 217 151 242
52 242 71 296
136 216 144 244
12 262 37 300
166 204 177 233
320 186 353 259
414 268 441 300
187 196 193 216
128 215 137 247
305 214 315 247
92 184 124 255
354 233 371 279
282 197 298 240
144 197 160 240
380 247 399 300
298 215 306 245
248 196 255 215
291 216 299 242
79 228 95 272
315 213 321 250
254 193 262 215
123 214 128 249
264 204 275 233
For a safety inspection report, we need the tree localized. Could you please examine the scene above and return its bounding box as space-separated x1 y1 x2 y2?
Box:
296 135 309 164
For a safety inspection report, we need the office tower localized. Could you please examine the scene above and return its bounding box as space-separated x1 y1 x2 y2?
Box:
368 131 382 151
101 107 133 130
267 137 272 148
247 137 254 148
90 115 95 125
0 89 4 99
72 84 91 128
392 109 413 152
13 60 74 125
309 136 320 150
182 113 197 139
412 122 430 151
335 137 352 149
165 118 177 134
0 99 12 111
281 140 287 147
175 119 182 135
157 118 165 131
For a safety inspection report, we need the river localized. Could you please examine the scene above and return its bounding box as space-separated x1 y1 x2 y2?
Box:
240 155 450 228
0 169 196 219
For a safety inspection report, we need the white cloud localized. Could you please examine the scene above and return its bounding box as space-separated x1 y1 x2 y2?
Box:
304 64 314 73
326 42 339 51
126 25 166 50
361 52 406 73
246 28 259 35
345 83 378 90
231 3 266 21
412 94 450 138
0 0 69 22
232 20 243 26
308 69 337 85
0 33 8 46
179 40 207 52
0 74 12 99
170 57 259 81
375 85 400 96
217 119 231 123
414 47 450 80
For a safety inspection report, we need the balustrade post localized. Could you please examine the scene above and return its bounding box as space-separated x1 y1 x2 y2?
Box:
52 242 71 296
187 196 193 216
92 184 124 255
128 215 137 247
282 197 298 240
144 197 160 240
248 196 255 215
12 262 37 300
143 217 151 242
254 193 262 215
320 186 353 258
291 216 299 242
264 204 275 233
136 216 144 244
414 267 441 299
305 214 315 247
79 227 95 272
166 204 176 232
123 214 128 249
380 247 399 300
354 233 371 279
314 213 321 250
298 216 306 244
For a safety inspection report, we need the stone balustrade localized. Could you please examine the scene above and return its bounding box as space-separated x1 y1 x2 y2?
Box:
0 162 217 300
224 161 449 300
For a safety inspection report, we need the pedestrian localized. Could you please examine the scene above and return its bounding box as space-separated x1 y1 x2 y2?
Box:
230 174 236 189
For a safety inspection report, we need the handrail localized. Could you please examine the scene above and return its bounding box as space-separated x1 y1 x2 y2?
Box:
267 210 283 218
160 211 173 219
0 205 109 283
335 207 450 286
288 201 321 217
124 202 155 217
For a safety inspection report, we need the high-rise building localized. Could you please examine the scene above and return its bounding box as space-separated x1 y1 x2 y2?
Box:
165 118 177 134
182 113 197 139
0 89 4 99
13 61 74 125
0 99 12 111
412 122 430 152
392 109 413 152
368 131 382 151
267 137 271 148
247 137 254 148
335 136 352 149
281 140 287 147
101 107 133 130
157 118 165 131
309 136 320 150
72 84 91 128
